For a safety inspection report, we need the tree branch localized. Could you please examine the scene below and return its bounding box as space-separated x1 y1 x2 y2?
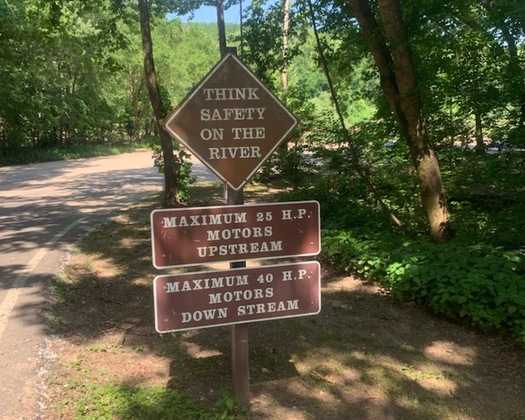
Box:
306 0 405 229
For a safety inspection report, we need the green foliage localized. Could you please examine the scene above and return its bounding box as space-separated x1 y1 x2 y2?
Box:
215 391 245 417
152 19 223 106
149 137 195 204
238 0 309 89
282 139 525 345
305 149 525 345
443 151 525 249
0 0 133 152
0 3 231 160
322 229 391 278
385 243 525 341
321 229 525 344
0 142 147 166
73 382 236 419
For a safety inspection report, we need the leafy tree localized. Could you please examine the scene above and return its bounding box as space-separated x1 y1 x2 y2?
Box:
478 0 525 145
0 0 133 153
138 0 181 206
326 0 456 242
239 0 309 89
137 0 223 206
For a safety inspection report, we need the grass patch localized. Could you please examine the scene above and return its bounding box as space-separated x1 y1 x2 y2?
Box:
74 383 231 420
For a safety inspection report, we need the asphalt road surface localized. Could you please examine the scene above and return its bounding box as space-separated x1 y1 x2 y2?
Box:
0 151 217 419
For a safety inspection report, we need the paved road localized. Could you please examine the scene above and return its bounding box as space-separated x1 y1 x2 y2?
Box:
0 151 217 419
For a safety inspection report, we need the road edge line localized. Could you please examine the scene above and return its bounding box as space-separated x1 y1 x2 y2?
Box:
0 217 87 341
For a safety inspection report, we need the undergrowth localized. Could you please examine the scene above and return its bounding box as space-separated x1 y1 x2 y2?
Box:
322 230 525 345
0 141 148 166
280 150 525 345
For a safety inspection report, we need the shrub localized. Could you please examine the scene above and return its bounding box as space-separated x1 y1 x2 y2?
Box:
323 228 525 344
384 242 525 344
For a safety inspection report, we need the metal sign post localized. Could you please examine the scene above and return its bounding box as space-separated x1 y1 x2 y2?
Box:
227 185 249 405
150 199 321 406
229 198 250 405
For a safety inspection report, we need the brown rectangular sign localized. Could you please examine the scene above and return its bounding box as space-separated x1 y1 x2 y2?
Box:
153 261 321 333
150 201 320 268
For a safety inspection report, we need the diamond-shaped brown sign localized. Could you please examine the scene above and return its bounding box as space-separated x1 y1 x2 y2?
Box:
163 54 297 190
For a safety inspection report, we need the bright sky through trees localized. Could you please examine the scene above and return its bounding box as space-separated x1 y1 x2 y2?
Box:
179 5 241 23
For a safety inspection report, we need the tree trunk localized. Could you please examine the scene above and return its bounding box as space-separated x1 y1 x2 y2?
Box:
474 107 484 151
347 0 454 242
282 0 290 103
138 0 179 207
216 0 227 56
499 25 525 127
479 0 525 127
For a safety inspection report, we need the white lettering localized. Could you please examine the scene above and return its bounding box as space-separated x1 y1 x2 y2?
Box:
203 87 260 101
281 208 307 220
281 209 292 220
231 127 265 140
209 287 273 305
209 146 262 160
200 107 265 121
200 128 224 141
166 275 248 295
206 226 271 242
282 270 293 281
165 282 179 292
181 308 228 323
237 299 299 316
162 212 246 228
162 217 177 228
196 241 282 258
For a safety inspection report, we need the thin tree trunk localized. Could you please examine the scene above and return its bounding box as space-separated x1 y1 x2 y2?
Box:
499 25 525 127
348 0 454 242
216 0 227 56
306 0 404 229
474 107 484 151
138 0 179 206
282 0 289 103
480 0 525 127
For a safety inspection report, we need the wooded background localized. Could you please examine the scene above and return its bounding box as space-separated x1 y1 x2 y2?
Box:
1 0 524 343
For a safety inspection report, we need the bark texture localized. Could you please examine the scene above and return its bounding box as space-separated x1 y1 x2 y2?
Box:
347 0 454 242
138 0 179 207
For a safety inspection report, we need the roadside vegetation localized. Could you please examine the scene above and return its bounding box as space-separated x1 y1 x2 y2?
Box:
280 148 525 345
46 183 525 419
0 141 149 166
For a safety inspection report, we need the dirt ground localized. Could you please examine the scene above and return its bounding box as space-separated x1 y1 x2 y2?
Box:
42 183 525 419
